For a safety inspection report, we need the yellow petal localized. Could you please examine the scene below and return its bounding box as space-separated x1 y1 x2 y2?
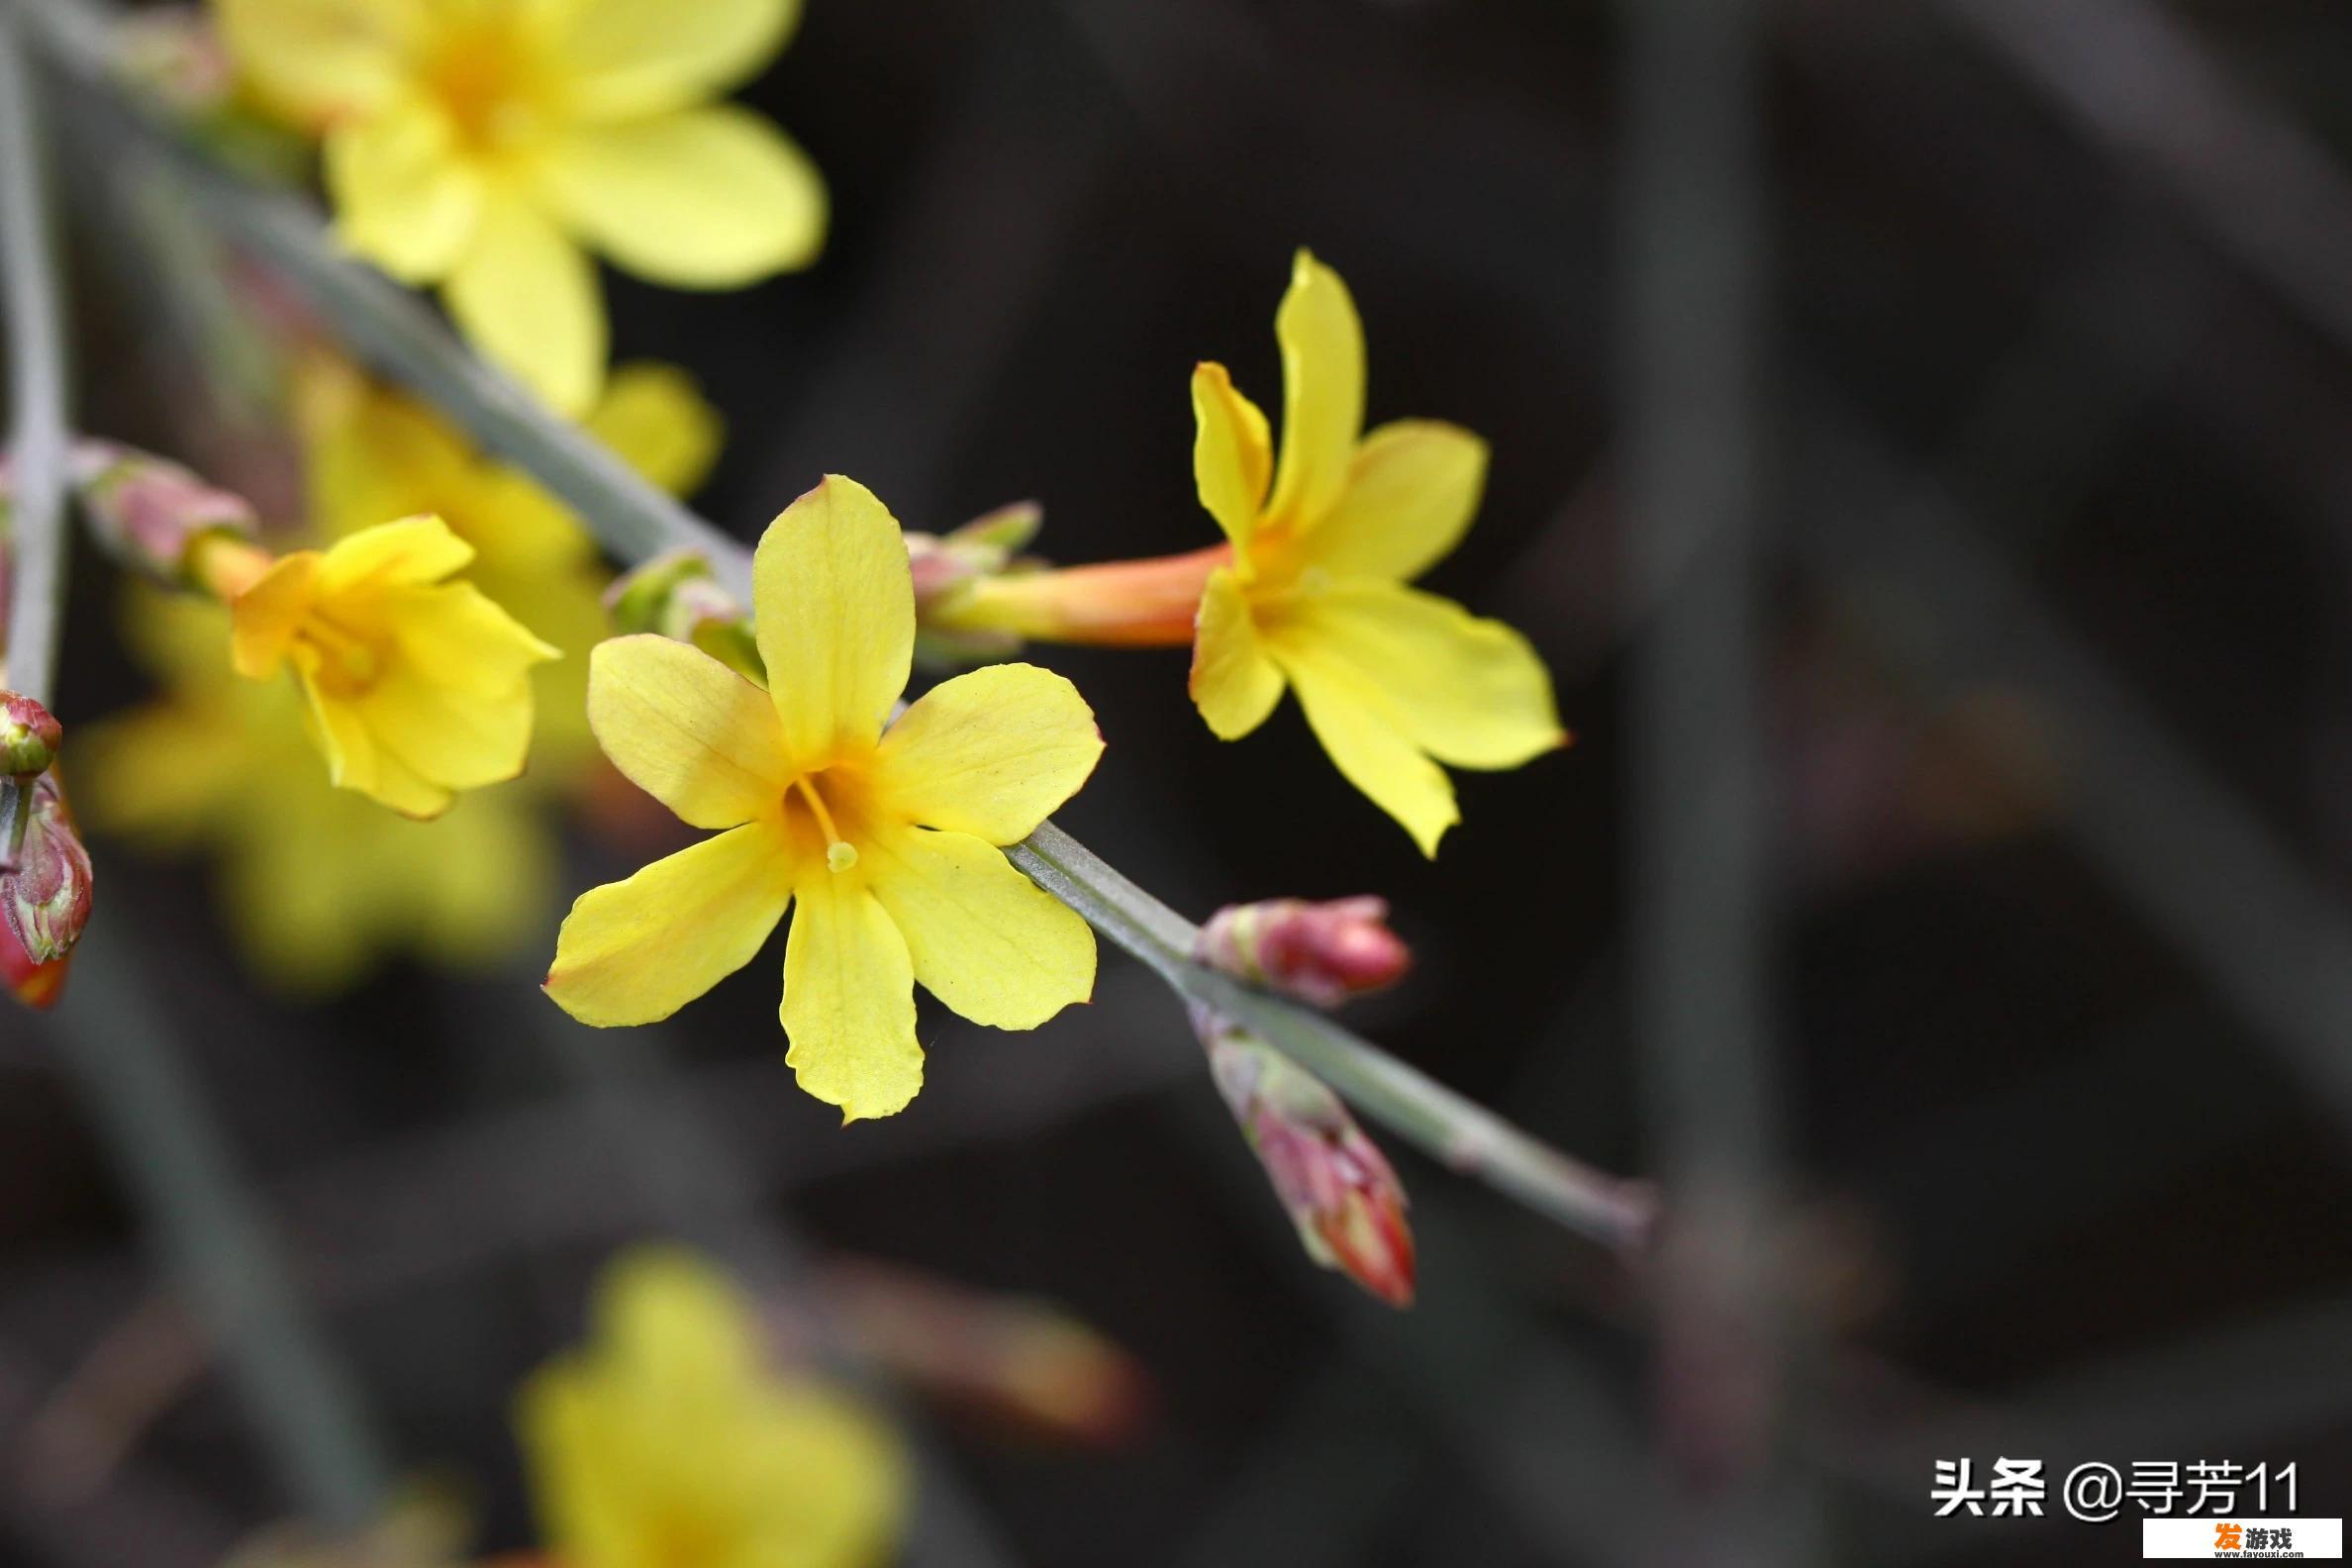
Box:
871 663 1102 844
1301 420 1489 584
586 635 790 829
216 0 416 129
1189 565 1284 739
384 580 562 697
1266 248 1366 531
588 362 725 495
1272 641 1457 857
540 107 826 287
443 200 607 417
540 0 801 120
229 551 322 679
545 822 793 1026
1191 361 1272 549
315 514 475 596
862 824 1094 1029
751 475 915 769
73 705 245 846
324 102 482 284
1274 581 1564 769
297 663 456 818
589 1246 766 1386
356 625 540 792
302 371 473 539
780 869 921 1122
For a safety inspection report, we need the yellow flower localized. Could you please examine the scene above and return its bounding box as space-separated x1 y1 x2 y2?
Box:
216 0 828 413
297 353 722 771
545 475 1102 1122
78 588 557 994
934 251 1564 855
1186 250 1565 854
207 516 560 819
517 1248 908 1568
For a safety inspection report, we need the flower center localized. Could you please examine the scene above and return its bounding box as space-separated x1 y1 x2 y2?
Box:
297 610 386 698
790 775 859 872
422 18 555 156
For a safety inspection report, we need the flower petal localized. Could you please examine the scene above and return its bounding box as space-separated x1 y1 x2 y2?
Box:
1273 581 1565 770
443 200 607 417
216 0 416 128
587 635 791 829
780 869 922 1122
1266 249 1365 532
752 475 915 769
324 101 483 284
587 362 725 495
297 658 456 819
870 663 1101 844
385 581 561 697
862 825 1094 1029
315 514 474 596
1300 421 1489 584
540 107 826 287
229 552 322 679
1189 566 1284 739
1191 361 1272 549
540 0 800 120
1270 642 1457 857
546 822 793 1026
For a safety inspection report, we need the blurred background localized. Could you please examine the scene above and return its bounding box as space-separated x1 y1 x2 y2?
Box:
7 0 2352 1563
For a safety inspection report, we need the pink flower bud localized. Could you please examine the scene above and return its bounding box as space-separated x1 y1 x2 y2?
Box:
3 774 91 967
0 692 61 778
70 441 259 585
1198 896 1412 1008
1203 1019 1417 1307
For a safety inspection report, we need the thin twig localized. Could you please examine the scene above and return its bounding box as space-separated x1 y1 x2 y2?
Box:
0 0 71 706
1619 0 1814 1561
18 0 1656 1257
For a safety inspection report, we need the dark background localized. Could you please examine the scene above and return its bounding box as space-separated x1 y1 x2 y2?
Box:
7 0 2352 1563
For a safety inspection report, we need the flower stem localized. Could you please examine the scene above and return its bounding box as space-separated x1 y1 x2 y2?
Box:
0 0 72 710
21 0 1657 1256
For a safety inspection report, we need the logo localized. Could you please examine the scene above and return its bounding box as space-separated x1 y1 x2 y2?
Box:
2142 1518 2343 1559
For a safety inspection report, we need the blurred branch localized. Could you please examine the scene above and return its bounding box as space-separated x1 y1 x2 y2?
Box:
30 930 395 1528
1619 0 1813 1563
1932 0 2352 360
16 0 1656 1260
0 0 69 712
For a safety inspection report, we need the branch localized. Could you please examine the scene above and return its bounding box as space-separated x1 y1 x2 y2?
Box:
19 0 1654 1256
0 0 71 707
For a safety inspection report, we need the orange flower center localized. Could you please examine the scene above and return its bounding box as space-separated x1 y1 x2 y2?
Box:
423 19 556 156
297 609 387 698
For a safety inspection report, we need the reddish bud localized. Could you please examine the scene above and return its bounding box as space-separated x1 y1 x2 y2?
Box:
907 502 1043 666
0 692 61 778
70 441 259 585
3 773 92 967
1202 1018 1417 1307
1198 896 1412 1008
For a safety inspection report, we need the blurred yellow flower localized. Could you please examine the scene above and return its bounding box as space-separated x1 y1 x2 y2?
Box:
296 354 723 770
1186 250 1564 855
517 1248 907 1568
78 589 556 994
216 0 828 413
205 516 559 819
545 476 1102 1122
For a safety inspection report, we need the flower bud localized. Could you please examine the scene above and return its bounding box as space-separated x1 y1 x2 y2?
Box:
604 548 763 681
1198 896 1411 1008
70 441 260 586
0 896 67 1009
1199 1014 1417 1307
0 693 61 778
908 502 1042 666
3 774 92 966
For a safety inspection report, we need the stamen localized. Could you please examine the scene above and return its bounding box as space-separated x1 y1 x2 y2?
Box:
793 777 858 872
